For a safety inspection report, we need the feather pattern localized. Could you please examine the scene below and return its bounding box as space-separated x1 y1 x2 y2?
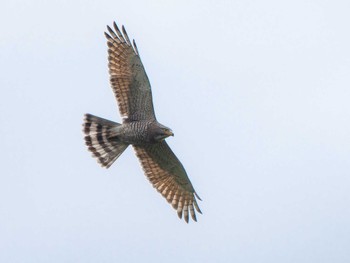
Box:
133 141 202 223
83 114 128 168
105 23 156 121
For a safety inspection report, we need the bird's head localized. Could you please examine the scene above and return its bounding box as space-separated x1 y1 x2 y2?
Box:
152 123 174 142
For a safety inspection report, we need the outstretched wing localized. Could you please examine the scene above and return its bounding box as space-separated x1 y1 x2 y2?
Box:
133 141 202 223
105 22 156 121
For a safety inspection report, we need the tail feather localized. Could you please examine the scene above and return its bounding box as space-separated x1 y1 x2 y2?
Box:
83 114 128 168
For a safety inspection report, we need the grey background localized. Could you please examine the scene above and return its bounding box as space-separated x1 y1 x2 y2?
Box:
1 0 349 262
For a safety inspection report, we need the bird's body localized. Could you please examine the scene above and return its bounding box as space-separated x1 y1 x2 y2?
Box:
119 120 174 145
83 22 201 222
119 120 161 144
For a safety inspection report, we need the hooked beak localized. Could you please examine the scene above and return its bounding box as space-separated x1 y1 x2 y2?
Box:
165 129 174 137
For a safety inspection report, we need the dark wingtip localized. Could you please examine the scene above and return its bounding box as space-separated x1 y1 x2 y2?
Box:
195 192 202 201
192 214 197 222
104 31 111 39
184 215 189 223
133 39 139 55
177 210 182 219
121 25 131 45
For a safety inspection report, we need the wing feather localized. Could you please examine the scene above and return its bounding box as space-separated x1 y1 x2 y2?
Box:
133 141 202 223
105 22 156 121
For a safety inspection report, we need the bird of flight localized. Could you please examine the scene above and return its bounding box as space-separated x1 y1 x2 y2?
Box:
83 22 202 222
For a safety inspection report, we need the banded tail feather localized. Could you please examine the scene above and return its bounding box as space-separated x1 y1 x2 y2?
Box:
83 114 128 168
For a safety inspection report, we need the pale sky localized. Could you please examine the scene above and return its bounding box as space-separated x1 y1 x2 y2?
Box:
1 0 350 262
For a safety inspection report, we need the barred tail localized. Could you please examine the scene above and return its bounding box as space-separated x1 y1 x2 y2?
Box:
83 114 129 168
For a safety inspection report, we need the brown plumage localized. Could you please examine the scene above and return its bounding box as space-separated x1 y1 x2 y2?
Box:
83 22 201 223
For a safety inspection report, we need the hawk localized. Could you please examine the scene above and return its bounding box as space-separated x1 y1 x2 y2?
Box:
83 22 202 222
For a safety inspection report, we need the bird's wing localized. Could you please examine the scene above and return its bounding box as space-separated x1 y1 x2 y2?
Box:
133 141 202 223
105 22 156 121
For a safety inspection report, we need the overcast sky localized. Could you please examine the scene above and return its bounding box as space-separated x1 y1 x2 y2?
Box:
1 0 350 262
